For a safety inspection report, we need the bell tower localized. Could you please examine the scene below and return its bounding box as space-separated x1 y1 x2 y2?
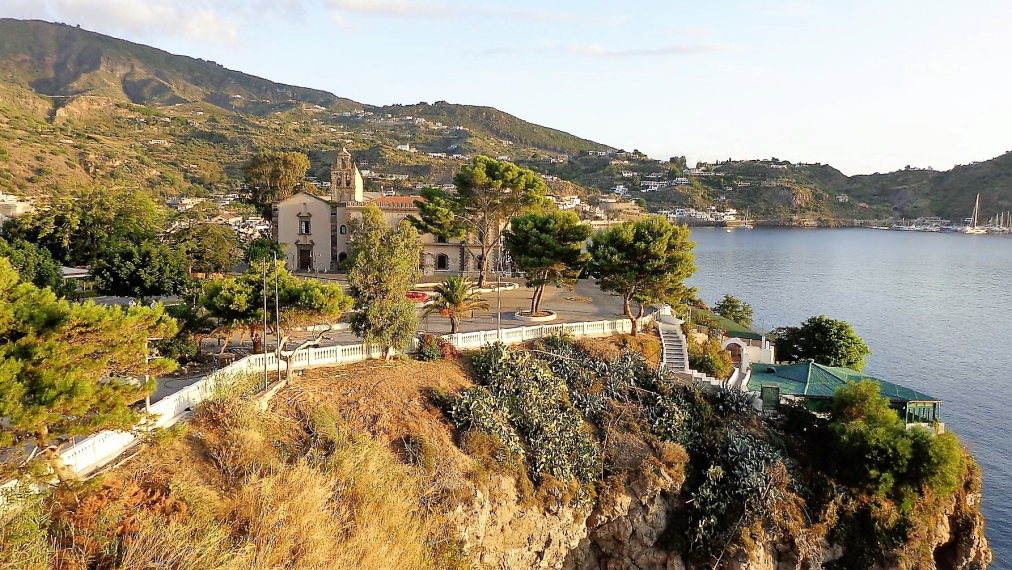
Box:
331 147 364 202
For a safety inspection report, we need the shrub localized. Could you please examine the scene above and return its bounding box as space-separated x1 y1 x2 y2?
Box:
155 333 201 364
828 381 966 505
0 483 53 570
687 430 786 550
688 337 733 379
416 334 462 361
451 344 602 486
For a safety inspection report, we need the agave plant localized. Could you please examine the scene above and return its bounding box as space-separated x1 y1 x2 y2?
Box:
423 276 489 334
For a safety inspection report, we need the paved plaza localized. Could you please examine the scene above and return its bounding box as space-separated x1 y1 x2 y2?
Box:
149 278 629 403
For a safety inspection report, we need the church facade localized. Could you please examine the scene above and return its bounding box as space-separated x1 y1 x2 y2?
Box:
272 149 498 277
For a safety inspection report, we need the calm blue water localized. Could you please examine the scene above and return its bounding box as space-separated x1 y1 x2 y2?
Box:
687 227 1012 566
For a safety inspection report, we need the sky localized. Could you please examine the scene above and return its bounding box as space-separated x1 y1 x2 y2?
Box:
3 0 1012 175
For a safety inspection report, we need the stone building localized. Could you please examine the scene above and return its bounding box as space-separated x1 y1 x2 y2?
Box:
273 148 497 277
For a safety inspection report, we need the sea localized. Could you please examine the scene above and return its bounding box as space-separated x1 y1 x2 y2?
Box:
686 227 1012 566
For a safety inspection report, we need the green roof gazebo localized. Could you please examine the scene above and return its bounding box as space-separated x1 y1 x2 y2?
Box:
748 361 941 425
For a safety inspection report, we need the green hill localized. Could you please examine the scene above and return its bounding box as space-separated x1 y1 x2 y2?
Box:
0 18 1009 223
0 18 611 199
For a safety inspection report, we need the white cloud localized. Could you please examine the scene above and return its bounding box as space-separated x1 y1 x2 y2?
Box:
483 41 730 58
326 0 453 17
1 0 240 43
567 43 730 57
324 0 586 23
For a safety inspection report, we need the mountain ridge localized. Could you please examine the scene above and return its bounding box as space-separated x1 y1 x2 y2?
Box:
0 17 1010 222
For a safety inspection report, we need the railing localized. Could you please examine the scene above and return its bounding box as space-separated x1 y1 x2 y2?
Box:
57 314 651 478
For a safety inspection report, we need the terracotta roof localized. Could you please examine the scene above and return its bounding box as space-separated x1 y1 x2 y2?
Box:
370 195 425 208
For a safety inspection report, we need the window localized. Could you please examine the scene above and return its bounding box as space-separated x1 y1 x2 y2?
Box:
436 235 448 244
299 219 311 234
436 254 449 271
340 225 348 235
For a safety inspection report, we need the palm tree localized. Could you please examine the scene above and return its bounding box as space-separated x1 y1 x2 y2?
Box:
423 276 489 334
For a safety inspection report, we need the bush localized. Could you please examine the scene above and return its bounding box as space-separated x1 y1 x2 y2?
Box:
416 334 462 361
828 381 966 504
451 344 602 486
688 430 787 550
0 484 53 570
688 337 733 379
155 333 201 364
714 294 754 327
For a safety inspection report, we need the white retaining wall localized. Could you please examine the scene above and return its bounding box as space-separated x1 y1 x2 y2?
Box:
58 315 650 478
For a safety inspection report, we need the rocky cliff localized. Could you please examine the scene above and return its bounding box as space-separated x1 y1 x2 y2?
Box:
4 336 990 570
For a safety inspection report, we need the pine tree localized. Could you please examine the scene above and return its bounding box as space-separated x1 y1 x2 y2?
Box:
0 258 178 480
409 156 547 287
588 216 696 335
504 211 591 315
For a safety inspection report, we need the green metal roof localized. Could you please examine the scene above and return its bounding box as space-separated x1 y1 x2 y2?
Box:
747 361 940 403
694 309 765 341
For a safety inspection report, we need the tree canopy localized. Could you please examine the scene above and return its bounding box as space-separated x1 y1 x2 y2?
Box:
587 216 696 334
349 204 421 357
200 260 350 354
828 380 965 502
244 237 286 265
2 186 165 265
0 237 66 294
91 240 191 300
772 315 871 371
714 294 754 328
409 156 547 287
243 151 311 209
503 211 591 315
169 222 243 274
0 258 178 479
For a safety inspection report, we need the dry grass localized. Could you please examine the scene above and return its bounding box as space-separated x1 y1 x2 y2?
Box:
37 359 481 570
575 333 663 368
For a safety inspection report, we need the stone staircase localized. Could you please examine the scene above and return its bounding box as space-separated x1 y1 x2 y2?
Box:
658 323 689 374
659 321 725 388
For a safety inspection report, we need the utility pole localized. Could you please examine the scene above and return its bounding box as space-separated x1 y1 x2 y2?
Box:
262 260 269 392
274 252 282 383
496 241 502 341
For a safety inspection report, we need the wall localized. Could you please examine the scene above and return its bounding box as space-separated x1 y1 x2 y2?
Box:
275 193 333 271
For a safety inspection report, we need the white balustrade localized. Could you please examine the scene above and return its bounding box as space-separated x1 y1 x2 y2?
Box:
55 314 650 478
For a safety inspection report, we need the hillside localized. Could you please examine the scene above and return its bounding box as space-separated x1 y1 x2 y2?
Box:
2 336 991 569
570 155 1012 223
0 18 1009 223
0 19 610 200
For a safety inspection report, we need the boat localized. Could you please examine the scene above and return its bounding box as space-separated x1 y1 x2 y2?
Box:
962 194 987 234
741 209 754 229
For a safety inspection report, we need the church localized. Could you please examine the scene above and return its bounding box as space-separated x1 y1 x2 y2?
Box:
272 148 491 277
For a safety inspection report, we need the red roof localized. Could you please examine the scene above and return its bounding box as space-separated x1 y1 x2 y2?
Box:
370 195 425 208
